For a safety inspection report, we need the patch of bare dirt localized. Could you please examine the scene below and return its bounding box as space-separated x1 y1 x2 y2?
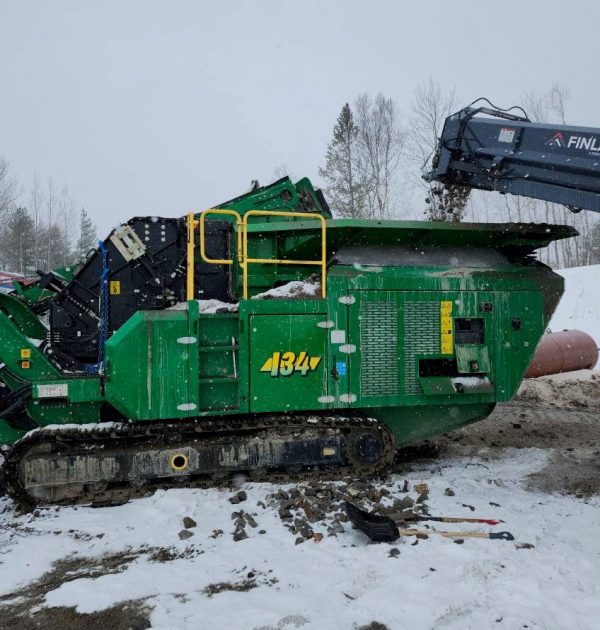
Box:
417 375 600 498
0 600 151 630
0 551 151 630
526 450 600 497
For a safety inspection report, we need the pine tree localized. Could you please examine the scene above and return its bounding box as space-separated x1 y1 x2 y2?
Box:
319 104 366 217
2 207 35 274
76 207 97 260
43 224 71 270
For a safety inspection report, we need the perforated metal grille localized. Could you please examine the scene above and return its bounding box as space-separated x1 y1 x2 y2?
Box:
360 301 399 397
404 301 440 394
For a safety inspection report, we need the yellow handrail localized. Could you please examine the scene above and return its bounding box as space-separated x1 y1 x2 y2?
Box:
188 208 327 301
186 209 242 300
242 210 326 299
199 209 243 265
186 212 196 301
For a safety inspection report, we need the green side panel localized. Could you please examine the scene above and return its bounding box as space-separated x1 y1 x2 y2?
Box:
0 306 60 387
419 377 457 396
27 399 103 428
249 313 328 413
494 290 546 400
455 345 491 373
0 420 28 445
369 403 496 445
105 309 199 420
0 292 47 340
345 290 497 408
197 313 240 412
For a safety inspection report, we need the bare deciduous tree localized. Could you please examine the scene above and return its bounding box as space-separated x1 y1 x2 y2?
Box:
408 77 469 222
0 157 19 216
354 92 405 219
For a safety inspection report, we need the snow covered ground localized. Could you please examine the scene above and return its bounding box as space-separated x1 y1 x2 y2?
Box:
549 264 600 347
1 431 600 629
0 267 598 629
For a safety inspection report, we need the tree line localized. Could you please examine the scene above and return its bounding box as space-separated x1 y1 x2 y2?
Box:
319 79 600 268
1 79 599 274
0 162 97 274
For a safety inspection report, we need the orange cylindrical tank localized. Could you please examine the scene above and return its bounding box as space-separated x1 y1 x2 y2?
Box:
525 330 599 378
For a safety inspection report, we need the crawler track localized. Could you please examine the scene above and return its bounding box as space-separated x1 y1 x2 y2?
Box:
2 414 396 509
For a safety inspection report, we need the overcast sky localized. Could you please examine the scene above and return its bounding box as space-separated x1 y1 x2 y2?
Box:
2 0 600 235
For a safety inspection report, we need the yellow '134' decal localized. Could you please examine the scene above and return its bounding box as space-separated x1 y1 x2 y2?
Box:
260 351 321 377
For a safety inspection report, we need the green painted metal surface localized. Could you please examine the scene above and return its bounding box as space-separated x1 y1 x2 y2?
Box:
249 313 328 413
0 180 572 451
104 307 200 420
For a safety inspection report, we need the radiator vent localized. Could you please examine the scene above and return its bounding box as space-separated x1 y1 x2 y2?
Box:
360 301 399 397
404 301 440 394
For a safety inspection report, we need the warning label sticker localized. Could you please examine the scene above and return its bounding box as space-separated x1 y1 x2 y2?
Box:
498 127 516 143
36 383 69 398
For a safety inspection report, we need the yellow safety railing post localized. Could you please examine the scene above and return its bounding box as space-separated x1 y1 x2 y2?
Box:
241 210 327 299
199 209 243 265
186 212 196 301
188 208 326 301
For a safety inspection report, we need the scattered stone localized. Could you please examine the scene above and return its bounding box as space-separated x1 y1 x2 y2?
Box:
257 501 266 509
229 490 248 504
178 529 194 540
516 542 535 549
327 523 345 537
414 482 429 496
444 488 455 497
388 547 400 558
298 524 313 539
275 489 290 500
402 480 409 492
489 502 501 507
182 516 197 529
295 537 304 545
278 507 292 521
245 514 258 528
234 516 246 529
512 423 522 429
394 496 415 510
233 528 248 542
462 504 475 512
453 539 464 545
429 567 436 572
210 529 223 538
259 529 266 535
358 622 388 630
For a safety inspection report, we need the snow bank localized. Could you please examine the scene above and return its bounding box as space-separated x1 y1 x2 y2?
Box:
549 265 600 347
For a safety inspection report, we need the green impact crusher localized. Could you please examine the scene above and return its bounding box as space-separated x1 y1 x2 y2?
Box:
0 177 576 506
